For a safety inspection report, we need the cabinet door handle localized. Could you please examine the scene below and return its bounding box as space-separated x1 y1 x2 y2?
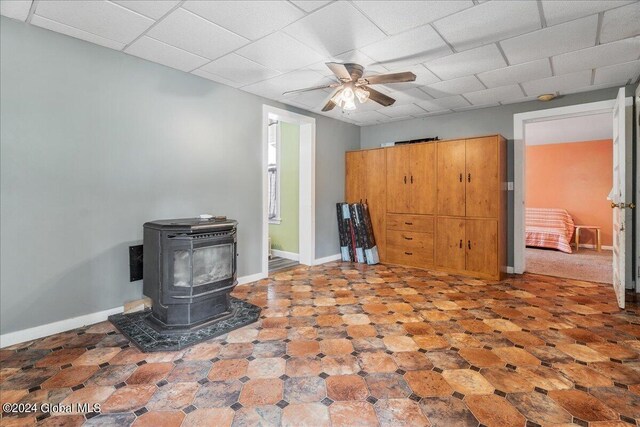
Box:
459 239 462 248
404 222 413 225
468 173 471 183
468 240 471 249
403 236 413 241
405 251 413 256
459 173 463 182
404 175 407 184
410 175 414 184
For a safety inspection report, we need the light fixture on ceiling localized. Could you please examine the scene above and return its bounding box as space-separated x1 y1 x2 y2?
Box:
537 93 557 102
282 62 417 112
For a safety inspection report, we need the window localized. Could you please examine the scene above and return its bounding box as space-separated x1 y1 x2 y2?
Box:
268 119 281 223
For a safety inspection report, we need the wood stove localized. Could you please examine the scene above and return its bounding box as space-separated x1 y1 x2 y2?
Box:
143 217 238 330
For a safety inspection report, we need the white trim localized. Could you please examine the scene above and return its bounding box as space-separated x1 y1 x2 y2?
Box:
314 253 342 265
513 98 625 275
506 266 515 274
271 249 300 261
238 272 267 285
0 306 124 348
262 105 316 279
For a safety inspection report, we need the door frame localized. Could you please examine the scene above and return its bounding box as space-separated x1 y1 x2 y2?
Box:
262 105 316 277
513 97 632 275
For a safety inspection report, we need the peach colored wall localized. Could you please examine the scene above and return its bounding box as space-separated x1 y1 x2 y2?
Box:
526 139 613 247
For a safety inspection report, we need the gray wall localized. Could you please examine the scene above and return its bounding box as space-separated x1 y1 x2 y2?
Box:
361 86 635 267
0 18 359 335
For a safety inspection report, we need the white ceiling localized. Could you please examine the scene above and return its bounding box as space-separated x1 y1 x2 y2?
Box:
525 113 613 145
2 0 639 126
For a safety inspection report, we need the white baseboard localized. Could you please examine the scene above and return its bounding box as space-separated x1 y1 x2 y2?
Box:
1 271 268 348
0 306 124 349
314 253 341 265
576 244 613 250
237 272 267 285
506 266 515 274
271 249 299 261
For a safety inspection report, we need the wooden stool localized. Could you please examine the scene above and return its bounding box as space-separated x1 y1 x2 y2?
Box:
574 225 601 252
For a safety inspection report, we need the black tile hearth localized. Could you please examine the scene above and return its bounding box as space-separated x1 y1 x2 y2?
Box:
109 297 261 352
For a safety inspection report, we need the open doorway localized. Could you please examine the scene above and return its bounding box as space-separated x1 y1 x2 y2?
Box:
523 113 613 283
267 118 301 273
261 105 316 277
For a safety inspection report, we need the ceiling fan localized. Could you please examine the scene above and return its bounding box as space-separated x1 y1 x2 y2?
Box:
283 62 416 112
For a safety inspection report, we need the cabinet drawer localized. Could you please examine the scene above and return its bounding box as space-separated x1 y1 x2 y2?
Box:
386 214 434 233
387 230 432 250
386 245 433 268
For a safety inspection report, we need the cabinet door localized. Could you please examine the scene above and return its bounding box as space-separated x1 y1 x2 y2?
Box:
465 219 498 277
465 137 499 218
437 140 466 216
345 151 365 203
435 217 465 271
386 145 411 213
409 143 436 214
365 149 387 260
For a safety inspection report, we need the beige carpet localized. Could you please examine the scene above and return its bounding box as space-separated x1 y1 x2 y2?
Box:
525 247 612 284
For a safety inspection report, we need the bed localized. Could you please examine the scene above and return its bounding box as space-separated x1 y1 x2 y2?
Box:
525 208 575 253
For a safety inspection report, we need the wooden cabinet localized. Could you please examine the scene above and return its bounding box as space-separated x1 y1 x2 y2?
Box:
345 148 387 261
345 134 506 280
386 143 436 214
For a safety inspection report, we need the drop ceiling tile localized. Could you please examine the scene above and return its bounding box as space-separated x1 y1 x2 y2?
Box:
477 59 552 88
283 2 386 56
307 50 389 77
236 32 325 72
359 24 452 69
561 81 624 95
0 0 32 21
453 102 499 112
600 2 640 44
198 54 280 86
385 88 433 104
290 0 332 13
34 0 154 44
424 44 507 80
433 0 541 51
182 0 303 41
521 69 592 95
424 76 486 98
594 60 640 85
463 84 525 105
242 70 328 100
417 95 470 111
111 0 179 20
552 37 640 75
125 36 210 72
500 95 540 105
541 1 634 26
147 8 248 60
378 103 426 118
347 110 389 124
501 15 598 65
286 88 332 109
191 69 243 88
30 14 125 50
352 0 473 35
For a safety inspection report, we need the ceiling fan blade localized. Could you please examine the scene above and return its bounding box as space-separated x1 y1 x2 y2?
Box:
359 72 417 85
321 88 342 112
282 83 339 96
326 62 352 81
344 63 364 81
365 86 396 107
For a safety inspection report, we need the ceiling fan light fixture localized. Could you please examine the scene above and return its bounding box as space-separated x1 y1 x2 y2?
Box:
343 98 357 111
342 86 355 103
355 87 370 103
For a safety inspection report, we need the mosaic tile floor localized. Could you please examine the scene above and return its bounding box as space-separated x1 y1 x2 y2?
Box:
1 261 640 426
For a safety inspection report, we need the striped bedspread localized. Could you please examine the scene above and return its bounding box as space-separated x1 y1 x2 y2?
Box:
525 208 575 253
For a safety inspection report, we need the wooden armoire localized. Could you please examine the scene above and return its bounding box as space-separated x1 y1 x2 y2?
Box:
345 135 507 280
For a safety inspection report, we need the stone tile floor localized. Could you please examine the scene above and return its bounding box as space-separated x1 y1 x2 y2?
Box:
1 261 640 426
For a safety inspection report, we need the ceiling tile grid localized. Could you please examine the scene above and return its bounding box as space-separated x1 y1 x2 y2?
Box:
2 0 639 126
